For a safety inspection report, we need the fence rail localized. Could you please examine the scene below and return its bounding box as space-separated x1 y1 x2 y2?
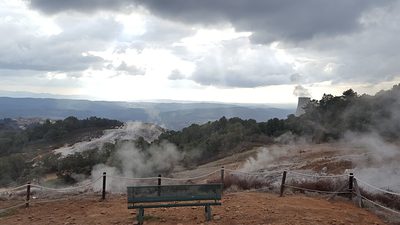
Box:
1 167 399 218
354 177 400 197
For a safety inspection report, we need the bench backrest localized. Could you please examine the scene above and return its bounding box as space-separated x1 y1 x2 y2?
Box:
127 184 222 203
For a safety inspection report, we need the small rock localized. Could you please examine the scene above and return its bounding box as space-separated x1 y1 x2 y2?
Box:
214 215 221 220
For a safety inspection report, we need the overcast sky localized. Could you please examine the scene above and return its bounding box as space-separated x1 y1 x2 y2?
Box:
0 0 399 104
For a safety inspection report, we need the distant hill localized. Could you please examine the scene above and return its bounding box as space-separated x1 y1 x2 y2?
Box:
0 97 294 130
159 107 291 129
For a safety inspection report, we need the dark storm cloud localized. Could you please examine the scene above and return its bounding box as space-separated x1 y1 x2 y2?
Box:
18 0 400 90
28 0 391 43
135 0 391 43
28 0 136 14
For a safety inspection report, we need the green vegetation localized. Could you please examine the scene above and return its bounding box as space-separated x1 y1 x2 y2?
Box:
159 117 273 164
0 117 122 185
293 85 400 141
160 84 400 163
0 154 30 186
0 116 122 156
1 84 400 186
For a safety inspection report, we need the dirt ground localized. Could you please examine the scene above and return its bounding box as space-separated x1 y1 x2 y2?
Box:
0 192 387 225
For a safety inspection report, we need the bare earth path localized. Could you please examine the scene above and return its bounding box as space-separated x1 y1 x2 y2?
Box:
0 192 386 225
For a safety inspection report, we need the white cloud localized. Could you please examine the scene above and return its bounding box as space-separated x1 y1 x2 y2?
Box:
0 0 399 104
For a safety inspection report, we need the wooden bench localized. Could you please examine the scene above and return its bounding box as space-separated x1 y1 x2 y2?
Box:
127 183 222 224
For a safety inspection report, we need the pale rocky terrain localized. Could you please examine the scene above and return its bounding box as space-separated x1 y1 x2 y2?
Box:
1 143 399 224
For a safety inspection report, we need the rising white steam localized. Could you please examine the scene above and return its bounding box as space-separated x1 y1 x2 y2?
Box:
240 131 400 192
240 146 294 172
343 132 400 191
91 140 183 192
48 121 183 192
54 121 163 156
293 85 311 97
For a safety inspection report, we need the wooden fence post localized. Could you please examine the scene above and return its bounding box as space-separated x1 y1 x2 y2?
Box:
157 174 162 196
280 171 287 197
221 166 225 192
353 178 363 208
348 173 354 200
102 172 106 200
25 182 31 208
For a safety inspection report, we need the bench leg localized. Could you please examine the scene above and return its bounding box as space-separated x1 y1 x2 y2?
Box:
136 208 144 225
204 205 212 221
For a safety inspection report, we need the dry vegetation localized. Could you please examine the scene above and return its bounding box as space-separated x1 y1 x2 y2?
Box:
0 192 387 225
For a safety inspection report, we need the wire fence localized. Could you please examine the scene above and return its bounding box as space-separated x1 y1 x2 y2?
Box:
0 184 28 194
355 177 400 197
282 170 351 199
1 167 399 219
359 195 400 216
30 176 102 193
287 171 348 179
280 171 400 216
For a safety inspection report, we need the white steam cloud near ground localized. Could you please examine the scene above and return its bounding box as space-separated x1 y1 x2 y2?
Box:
239 131 400 192
91 140 183 192
343 132 400 191
51 120 399 193
50 121 183 192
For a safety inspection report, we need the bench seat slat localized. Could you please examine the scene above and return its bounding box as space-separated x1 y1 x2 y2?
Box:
128 202 221 209
127 184 222 197
128 195 221 203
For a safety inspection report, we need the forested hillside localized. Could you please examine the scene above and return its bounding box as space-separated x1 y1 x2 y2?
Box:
0 84 399 186
294 85 400 141
0 117 122 156
160 84 400 163
0 117 122 185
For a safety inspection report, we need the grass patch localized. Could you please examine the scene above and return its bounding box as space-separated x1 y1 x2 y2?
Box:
0 207 19 218
143 215 161 221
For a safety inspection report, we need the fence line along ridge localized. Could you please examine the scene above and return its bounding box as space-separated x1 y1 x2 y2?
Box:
355 177 400 196
287 171 348 178
360 195 400 215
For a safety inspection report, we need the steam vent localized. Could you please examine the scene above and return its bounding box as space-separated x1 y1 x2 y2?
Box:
295 97 311 116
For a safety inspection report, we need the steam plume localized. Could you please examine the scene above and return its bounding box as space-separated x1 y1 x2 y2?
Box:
293 85 311 97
